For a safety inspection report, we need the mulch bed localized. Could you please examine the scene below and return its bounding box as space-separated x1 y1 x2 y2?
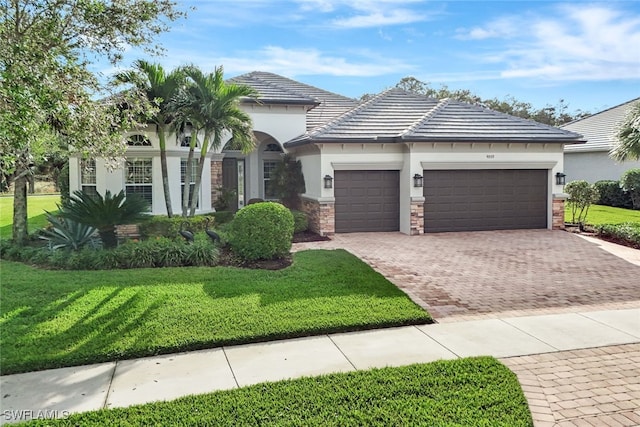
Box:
565 224 640 250
217 231 330 270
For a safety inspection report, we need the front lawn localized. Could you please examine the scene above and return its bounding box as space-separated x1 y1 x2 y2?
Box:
0 195 60 239
23 357 532 427
0 250 431 375
565 204 640 225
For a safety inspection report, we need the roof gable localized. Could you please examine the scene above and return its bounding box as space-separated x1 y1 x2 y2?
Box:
561 97 640 152
229 71 358 131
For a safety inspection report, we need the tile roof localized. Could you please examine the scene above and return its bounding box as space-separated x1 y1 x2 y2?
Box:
561 98 640 152
229 71 358 131
285 89 585 147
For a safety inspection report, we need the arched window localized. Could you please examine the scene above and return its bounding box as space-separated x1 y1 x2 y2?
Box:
127 134 152 147
265 143 283 152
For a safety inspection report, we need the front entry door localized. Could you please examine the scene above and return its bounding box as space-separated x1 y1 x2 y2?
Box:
222 158 245 212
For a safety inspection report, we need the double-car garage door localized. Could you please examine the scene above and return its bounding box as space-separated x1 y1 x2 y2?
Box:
423 169 548 232
334 169 547 233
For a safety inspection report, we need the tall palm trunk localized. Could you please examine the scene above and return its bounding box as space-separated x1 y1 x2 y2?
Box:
182 129 198 217
158 127 173 217
189 155 206 217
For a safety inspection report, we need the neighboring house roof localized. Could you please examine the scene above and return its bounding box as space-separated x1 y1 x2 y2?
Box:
285 89 585 147
561 97 640 153
229 71 358 131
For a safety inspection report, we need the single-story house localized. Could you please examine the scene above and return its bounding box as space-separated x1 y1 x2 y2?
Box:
69 71 585 235
562 97 640 183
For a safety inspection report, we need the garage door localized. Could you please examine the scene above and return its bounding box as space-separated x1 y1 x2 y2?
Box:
335 170 400 232
423 169 547 232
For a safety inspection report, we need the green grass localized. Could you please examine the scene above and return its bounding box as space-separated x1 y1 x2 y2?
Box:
0 195 60 240
0 250 431 375
565 204 640 225
22 357 532 427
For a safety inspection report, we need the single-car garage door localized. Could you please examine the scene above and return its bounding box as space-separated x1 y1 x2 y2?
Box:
423 169 547 232
335 170 399 232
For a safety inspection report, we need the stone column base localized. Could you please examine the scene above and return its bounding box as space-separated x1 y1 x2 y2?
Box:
301 197 335 236
552 197 566 230
410 197 424 235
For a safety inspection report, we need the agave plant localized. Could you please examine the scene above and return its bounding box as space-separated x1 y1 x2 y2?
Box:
39 212 100 251
59 190 149 249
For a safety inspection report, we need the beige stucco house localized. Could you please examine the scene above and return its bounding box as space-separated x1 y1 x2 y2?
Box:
69 72 584 236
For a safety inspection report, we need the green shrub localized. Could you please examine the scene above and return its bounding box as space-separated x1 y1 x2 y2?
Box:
138 215 210 239
593 180 633 208
620 169 640 209
291 210 309 233
565 180 598 224
229 202 294 261
0 236 219 270
213 187 237 211
58 161 70 206
270 154 306 209
596 222 640 248
211 211 234 225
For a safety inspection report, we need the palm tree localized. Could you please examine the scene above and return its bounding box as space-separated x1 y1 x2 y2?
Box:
176 65 257 217
115 61 185 217
611 101 640 161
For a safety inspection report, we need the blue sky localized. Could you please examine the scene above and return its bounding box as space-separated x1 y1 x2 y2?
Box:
103 0 640 115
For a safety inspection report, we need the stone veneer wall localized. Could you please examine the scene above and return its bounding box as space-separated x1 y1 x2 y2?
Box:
210 160 223 207
301 197 335 236
410 200 424 235
552 198 565 230
115 224 140 240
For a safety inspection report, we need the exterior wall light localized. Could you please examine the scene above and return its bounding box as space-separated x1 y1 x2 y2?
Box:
413 174 423 188
555 172 566 186
324 174 333 189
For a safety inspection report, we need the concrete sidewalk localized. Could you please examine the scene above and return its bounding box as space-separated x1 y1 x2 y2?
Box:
1 307 639 425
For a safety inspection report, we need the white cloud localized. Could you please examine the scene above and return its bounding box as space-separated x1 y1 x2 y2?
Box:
217 46 413 76
332 8 426 28
460 4 640 81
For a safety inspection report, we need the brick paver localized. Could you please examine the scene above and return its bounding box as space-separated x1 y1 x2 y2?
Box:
293 230 640 321
502 344 640 427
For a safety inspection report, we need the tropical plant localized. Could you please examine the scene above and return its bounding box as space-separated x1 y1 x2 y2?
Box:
620 168 640 209
115 61 186 217
59 190 150 249
213 187 237 211
565 180 598 225
172 65 257 217
271 154 306 209
39 212 100 251
611 101 640 162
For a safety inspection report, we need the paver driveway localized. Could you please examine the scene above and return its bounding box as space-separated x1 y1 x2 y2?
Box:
294 230 640 321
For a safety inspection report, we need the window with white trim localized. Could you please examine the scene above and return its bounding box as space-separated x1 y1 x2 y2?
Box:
125 158 153 206
181 158 199 208
80 159 97 198
263 161 278 200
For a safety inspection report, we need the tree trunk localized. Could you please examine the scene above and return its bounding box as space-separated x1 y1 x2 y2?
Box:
182 147 195 217
99 227 118 249
158 128 173 217
12 175 28 245
189 156 206 217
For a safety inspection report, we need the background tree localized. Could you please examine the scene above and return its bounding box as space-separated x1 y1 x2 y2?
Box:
116 61 186 217
174 65 257 217
360 76 587 126
0 0 185 245
611 101 640 162
271 154 306 209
